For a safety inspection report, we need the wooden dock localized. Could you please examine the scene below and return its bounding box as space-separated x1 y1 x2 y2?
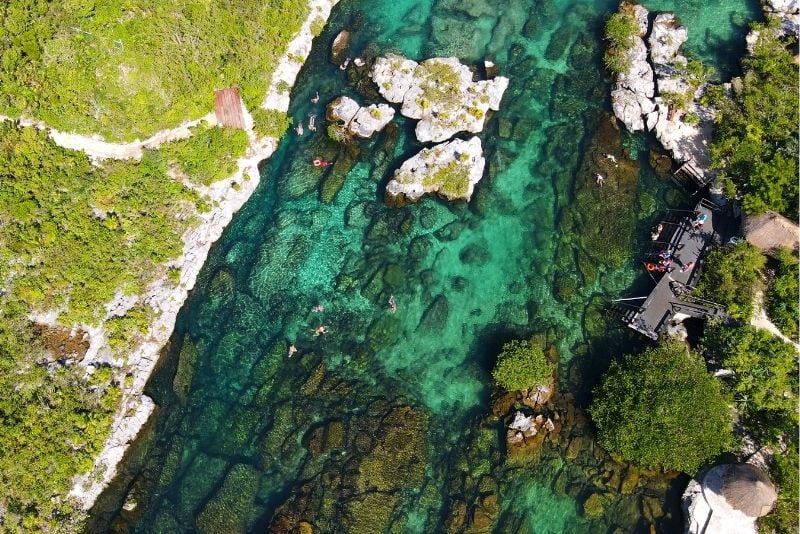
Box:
611 199 727 339
214 87 246 129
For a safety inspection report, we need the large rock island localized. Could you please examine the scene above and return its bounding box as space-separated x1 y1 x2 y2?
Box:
372 55 509 143
386 137 485 203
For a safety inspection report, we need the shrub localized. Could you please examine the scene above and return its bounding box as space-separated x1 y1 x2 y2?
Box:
682 112 701 125
251 108 293 139
603 12 639 74
590 341 733 473
695 242 766 322
310 16 326 37
765 248 799 341
326 123 349 144
492 339 555 391
660 90 693 112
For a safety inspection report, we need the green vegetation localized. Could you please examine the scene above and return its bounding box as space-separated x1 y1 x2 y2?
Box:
603 12 639 74
166 123 248 186
417 60 462 107
310 16 327 37
695 242 765 322
759 446 799 534
492 339 555 391
0 0 310 141
326 123 349 144
590 341 733 473
660 90 693 112
423 161 471 199
710 21 799 220
0 122 203 530
703 323 798 445
251 108 293 139
765 248 799 341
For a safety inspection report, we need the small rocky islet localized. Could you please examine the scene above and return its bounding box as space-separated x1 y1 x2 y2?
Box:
326 53 508 204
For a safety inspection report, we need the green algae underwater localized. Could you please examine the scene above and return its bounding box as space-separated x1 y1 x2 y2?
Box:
91 0 759 531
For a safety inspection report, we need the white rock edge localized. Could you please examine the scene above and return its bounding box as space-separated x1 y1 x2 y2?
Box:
7 0 345 510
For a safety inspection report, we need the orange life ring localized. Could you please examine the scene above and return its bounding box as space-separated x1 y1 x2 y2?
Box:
313 159 322 167
645 262 657 271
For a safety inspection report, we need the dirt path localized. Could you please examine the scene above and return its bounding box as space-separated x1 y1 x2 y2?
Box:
751 290 799 350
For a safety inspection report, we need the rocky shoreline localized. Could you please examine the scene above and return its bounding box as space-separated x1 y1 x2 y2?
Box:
67 0 341 510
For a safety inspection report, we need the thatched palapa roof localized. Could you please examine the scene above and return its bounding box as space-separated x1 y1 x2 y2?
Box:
742 211 799 253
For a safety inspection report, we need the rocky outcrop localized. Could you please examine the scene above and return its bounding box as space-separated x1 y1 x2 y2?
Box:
371 55 509 143
326 96 395 138
747 0 800 53
506 411 557 444
610 5 654 133
648 13 714 168
386 136 485 203
610 4 714 171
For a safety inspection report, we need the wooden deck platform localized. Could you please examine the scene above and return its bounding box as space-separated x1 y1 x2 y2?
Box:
214 87 246 129
612 199 728 339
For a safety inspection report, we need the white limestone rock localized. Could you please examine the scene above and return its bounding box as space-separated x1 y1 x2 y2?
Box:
326 96 395 138
649 13 688 66
350 104 395 138
610 7 655 133
386 137 485 202
327 95 360 123
372 55 509 143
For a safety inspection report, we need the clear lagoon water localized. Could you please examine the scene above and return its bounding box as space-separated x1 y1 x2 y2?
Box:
91 0 759 531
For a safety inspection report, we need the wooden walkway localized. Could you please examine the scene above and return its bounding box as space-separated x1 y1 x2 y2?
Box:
214 87 246 129
611 199 727 339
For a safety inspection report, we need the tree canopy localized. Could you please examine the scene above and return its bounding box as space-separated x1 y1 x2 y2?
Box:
710 21 799 221
0 0 310 141
765 248 799 342
492 339 555 391
590 341 733 474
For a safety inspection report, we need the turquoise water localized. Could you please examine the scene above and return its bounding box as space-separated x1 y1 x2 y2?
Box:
91 0 757 531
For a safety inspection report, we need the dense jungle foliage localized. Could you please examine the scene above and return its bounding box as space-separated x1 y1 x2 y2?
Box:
765 248 799 341
0 0 309 140
0 121 233 531
590 341 733 474
703 323 798 446
695 242 765 322
711 21 799 221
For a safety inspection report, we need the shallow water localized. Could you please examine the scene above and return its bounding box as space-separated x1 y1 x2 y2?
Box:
94 0 758 531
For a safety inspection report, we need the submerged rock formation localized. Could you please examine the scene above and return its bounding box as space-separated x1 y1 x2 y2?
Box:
326 96 395 138
371 55 509 143
385 136 485 203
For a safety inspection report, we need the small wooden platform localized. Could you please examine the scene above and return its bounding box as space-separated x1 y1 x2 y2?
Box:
214 87 246 129
612 199 727 339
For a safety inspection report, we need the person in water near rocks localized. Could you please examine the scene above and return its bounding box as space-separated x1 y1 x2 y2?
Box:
295 122 304 135
595 173 605 187
308 114 317 132
314 325 328 336
288 344 298 358
311 91 319 104
604 153 618 167
312 303 324 312
312 159 332 167
388 295 397 314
